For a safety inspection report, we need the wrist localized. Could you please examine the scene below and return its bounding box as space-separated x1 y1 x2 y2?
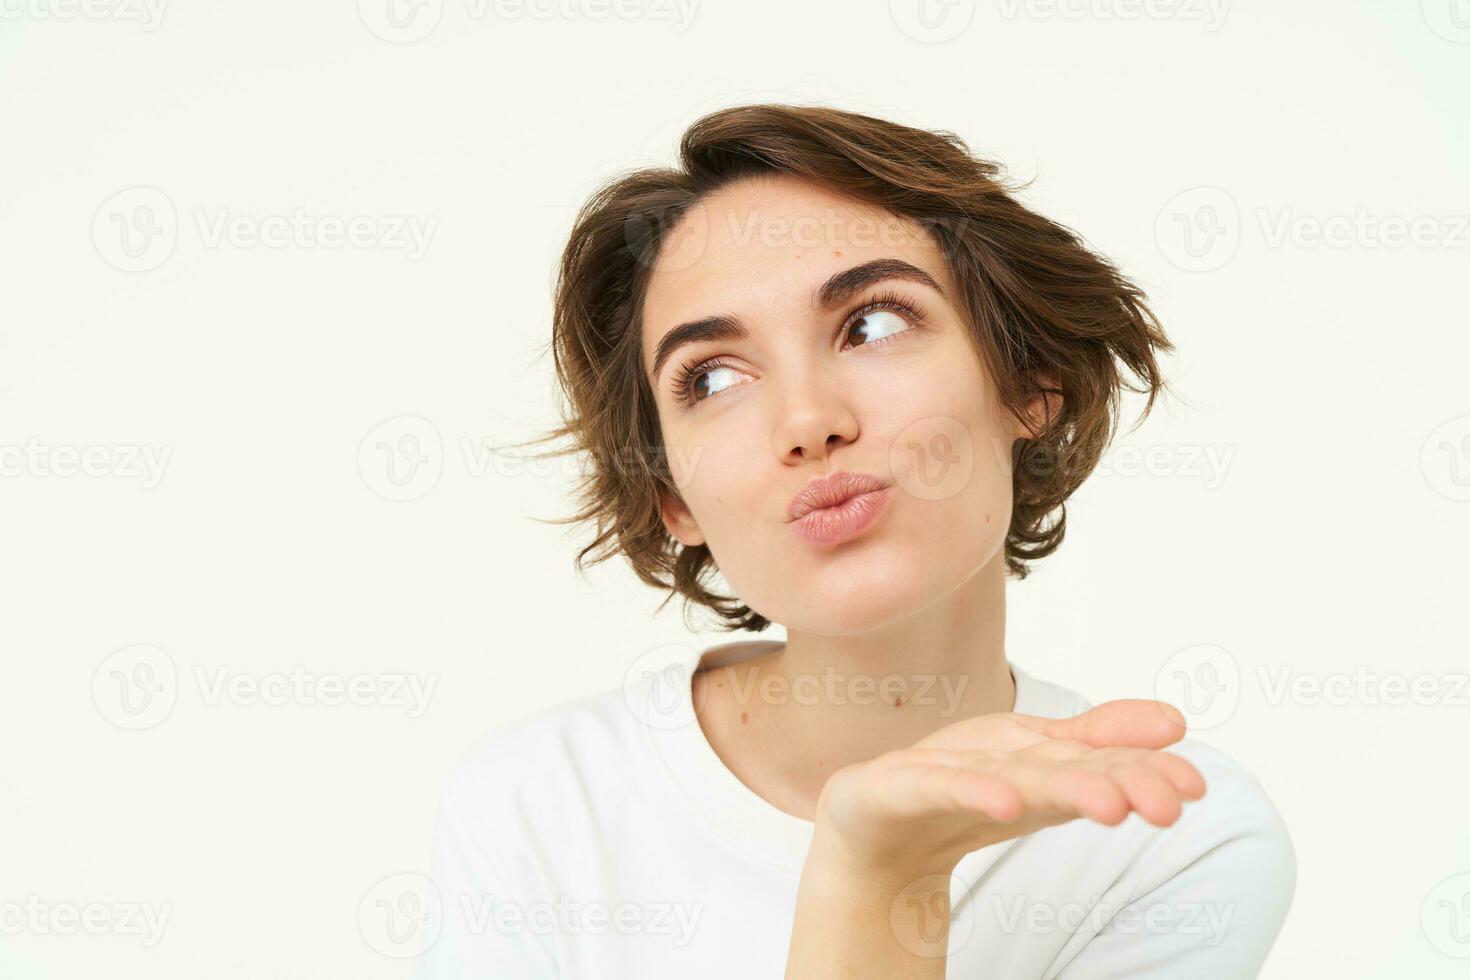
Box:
806 819 963 893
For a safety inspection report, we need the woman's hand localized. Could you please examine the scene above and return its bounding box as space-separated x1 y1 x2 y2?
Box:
810 698 1207 878
785 699 1205 978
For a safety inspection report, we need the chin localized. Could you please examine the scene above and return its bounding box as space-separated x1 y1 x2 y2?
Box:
757 557 940 635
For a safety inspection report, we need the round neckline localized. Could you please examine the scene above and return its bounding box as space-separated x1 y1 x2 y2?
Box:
643 640 1045 877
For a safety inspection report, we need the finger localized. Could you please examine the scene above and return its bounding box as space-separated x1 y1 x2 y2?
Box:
1014 737 1094 764
1147 751 1207 800
886 762 1024 824
1108 762 1184 826
947 770 1025 823
1019 700 1187 750
1043 766 1131 826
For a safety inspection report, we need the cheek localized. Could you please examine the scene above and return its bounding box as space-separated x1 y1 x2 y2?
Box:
663 430 768 536
878 357 1014 491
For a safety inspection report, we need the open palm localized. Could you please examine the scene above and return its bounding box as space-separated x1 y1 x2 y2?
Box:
812 700 1207 874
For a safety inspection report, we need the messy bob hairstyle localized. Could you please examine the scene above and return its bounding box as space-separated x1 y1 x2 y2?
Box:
514 103 1174 633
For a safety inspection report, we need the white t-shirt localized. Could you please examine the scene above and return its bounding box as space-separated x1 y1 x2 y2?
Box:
414 641 1296 978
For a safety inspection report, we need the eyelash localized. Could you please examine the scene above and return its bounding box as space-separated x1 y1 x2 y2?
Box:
670 289 929 407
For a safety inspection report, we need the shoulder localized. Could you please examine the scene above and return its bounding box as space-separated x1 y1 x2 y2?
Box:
1135 737 1297 895
1010 663 1297 935
1029 737 1297 976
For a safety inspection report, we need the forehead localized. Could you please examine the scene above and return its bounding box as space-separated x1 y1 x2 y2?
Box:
640 174 947 355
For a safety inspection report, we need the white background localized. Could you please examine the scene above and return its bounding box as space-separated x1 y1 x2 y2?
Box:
2 1 1468 977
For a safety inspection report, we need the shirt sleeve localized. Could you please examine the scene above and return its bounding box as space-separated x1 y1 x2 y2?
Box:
412 764 562 980
1053 767 1297 980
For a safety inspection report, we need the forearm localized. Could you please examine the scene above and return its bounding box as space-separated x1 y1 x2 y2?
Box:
785 833 960 980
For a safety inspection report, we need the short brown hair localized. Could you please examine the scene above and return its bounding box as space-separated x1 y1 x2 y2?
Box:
514 103 1174 633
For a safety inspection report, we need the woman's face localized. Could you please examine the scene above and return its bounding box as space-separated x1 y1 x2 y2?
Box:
642 174 1039 635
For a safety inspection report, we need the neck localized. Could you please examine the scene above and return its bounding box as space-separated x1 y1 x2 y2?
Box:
704 555 1015 814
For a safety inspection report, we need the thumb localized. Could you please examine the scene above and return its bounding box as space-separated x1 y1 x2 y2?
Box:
1039 699 1188 749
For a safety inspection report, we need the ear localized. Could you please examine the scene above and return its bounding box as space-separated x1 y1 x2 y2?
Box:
1013 372 1063 441
659 491 706 547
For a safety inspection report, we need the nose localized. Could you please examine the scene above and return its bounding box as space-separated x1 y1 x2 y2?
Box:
774 373 860 463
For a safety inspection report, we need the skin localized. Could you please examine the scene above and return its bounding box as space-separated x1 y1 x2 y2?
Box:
640 173 1204 978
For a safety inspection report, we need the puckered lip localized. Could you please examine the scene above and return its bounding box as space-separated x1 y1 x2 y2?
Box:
786 471 891 522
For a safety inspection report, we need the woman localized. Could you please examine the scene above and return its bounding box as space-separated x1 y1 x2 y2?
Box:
417 104 1295 978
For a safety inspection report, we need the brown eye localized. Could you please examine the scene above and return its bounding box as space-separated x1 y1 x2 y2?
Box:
845 308 915 349
673 357 744 406
688 363 742 403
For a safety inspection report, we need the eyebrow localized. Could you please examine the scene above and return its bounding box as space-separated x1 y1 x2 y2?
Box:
647 258 944 384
